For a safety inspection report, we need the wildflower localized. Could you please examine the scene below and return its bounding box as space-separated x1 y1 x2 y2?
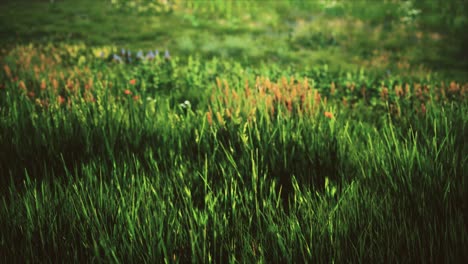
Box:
449 81 459 94
136 50 144 60
361 85 366 100
155 49 159 57
85 92 95 103
52 79 59 90
225 108 232 119
129 79 136 85
39 79 46 90
420 103 426 115
3 65 12 78
27 91 35 98
415 84 423 99
206 111 213 126
124 89 132 95
66 79 74 90
85 78 93 90
133 95 141 101
324 111 334 119
314 90 321 104
381 87 389 100
146 51 155 60
113 54 123 63
57 95 65 105
286 98 293 113
216 111 225 126
405 83 410 95
121 48 126 56
395 85 404 97
180 100 191 109
18 81 26 91
126 50 132 62
164 49 170 60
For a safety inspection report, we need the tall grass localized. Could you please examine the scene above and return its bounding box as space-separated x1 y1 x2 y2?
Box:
0 44 467 262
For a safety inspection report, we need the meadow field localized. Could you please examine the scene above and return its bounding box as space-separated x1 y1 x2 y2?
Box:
0 0 467 262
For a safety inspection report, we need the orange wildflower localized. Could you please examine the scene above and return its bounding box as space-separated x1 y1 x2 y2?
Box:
57 95 65 105
395 85 403 97
381 87 389 100
314 90 321 104
216 112 225 126
286 98 293 113
18 81 26 91
324 111 334 119
52 79 59 90
3 65 12 78
206 111 213 126
225 108 232 119
129 79 136 85
40 79 46 90
27 91 35 98
132 95 141 101
124 89 132 95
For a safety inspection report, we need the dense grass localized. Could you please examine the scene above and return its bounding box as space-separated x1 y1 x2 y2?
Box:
1 0 467 75
0 44 467 262
1 0 467 262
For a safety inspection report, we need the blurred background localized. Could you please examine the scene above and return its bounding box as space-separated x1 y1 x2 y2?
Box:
0 0 467 77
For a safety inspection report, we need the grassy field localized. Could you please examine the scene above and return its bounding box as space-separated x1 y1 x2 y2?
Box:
0 0 467 262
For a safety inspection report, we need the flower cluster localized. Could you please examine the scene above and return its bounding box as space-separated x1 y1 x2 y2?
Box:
108 48 171 64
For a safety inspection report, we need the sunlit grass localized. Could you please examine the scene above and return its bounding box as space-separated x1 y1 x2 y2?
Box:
1 0 467 261
0 43 467 261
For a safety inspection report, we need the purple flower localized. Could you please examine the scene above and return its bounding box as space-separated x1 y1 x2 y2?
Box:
146 51 155 60
113 54 123 62
164 49 170 59
137 50 144 59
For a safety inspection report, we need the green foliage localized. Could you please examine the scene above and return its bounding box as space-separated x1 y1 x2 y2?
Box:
0 0 467 262
0 44 467 262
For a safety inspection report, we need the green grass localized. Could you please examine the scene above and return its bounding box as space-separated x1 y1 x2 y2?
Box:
1 0 467 262
1 0 467 75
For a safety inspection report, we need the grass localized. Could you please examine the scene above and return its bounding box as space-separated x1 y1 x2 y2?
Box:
1 0 467 262
1 0 467 75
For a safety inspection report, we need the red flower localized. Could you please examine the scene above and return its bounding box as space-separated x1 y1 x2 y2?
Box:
40 80 47 90
129 79 136 85
324 111 334 119
124 89 132 95
18 81 26 91
57 95 65 105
